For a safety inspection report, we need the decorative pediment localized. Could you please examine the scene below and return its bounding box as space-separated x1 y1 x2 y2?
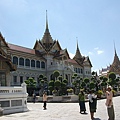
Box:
0 32 9 56
0 33 16 71
33 40 45 52
83 56 92 67
62 49 70 60
109 49 120 74
51 40 62 52
73 41 82 60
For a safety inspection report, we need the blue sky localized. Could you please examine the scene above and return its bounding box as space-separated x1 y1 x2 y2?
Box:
0 0 120 73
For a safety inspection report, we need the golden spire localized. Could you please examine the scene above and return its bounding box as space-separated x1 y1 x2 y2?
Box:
73 38 82 60
46 10 48 30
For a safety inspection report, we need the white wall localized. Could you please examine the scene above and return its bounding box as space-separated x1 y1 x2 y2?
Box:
0 83 28 115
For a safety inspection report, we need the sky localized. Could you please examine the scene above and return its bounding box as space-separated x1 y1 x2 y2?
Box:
0 0 120 74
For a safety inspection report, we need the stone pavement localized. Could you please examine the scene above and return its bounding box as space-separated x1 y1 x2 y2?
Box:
1 96 120 120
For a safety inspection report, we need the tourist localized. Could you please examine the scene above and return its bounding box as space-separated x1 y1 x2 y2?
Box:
32 90 36 103
88 90 97 120
105 86 115 120
43 91 47 110
78 90 86 114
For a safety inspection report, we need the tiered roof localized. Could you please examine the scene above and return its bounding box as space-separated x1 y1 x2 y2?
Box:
0 33 16 71
109 48 120 74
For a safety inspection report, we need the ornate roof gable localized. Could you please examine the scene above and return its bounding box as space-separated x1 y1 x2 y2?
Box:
73 41 84 65
51 40 62 52
109 48 120 73
83 56 92 67
0 32 16 71
40 10 54 52
33 40 44 50
73 41 82 60
0 32 9 56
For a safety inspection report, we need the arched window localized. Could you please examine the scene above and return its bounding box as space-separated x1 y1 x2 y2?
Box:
78 68 80 73
36 61 40 68
19 58 24 66
41 61 45 69
13 56 18 65
25 59 30 67
31 60 35 67
65 74 68 80
81 69 83 74
75 68 77 73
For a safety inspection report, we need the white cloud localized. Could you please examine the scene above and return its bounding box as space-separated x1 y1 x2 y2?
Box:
93 47 104 55
69 53 74 59
97 50 104 54
88 52 93 55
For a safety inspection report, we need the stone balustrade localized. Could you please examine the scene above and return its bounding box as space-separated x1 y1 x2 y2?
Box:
0 82 28 115
0 87 23 94
27 95 79 103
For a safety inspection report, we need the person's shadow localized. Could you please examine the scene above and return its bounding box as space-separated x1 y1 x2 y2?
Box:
79 112 101 120
93 118 101 120
80 112 88 115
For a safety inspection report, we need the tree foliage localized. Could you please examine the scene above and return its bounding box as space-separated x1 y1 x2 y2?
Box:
53 70 60 79
54 80 61 87
109 72 116 80
25 77 36 87
84 78 89 84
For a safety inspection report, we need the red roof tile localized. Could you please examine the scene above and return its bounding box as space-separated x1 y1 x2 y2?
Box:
67 59 78 64
8 43 36 54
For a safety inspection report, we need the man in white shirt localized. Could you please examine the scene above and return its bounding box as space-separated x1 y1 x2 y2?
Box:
105 86 115 120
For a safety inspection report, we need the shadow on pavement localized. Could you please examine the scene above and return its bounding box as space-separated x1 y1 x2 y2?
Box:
94 118 101 120
80 112 88 115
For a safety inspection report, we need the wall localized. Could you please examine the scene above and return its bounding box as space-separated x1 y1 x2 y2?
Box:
0 83 28 115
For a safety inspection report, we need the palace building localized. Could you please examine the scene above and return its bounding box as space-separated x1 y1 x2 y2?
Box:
0 33 16 86
99 47 120 77
0 13 92 86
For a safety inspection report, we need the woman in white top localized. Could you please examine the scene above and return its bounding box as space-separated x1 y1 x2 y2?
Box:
88 90 97 120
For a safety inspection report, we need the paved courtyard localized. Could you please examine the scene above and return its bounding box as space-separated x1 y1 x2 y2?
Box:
1 96 120 120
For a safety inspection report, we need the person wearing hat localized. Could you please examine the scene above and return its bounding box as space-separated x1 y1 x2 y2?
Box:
105 86 115 120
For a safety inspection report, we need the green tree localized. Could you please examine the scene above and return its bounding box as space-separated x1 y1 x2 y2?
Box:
84 78 89 84
53 70 60 80
109 72 116 80
25 77 36 96
81 81 86 88
48 80 54 95
63 79 68 84
54 80 61 95
37 74 48 96
108 72 116 89
89 82 95 89
58 76 62 82
92 71 95 76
